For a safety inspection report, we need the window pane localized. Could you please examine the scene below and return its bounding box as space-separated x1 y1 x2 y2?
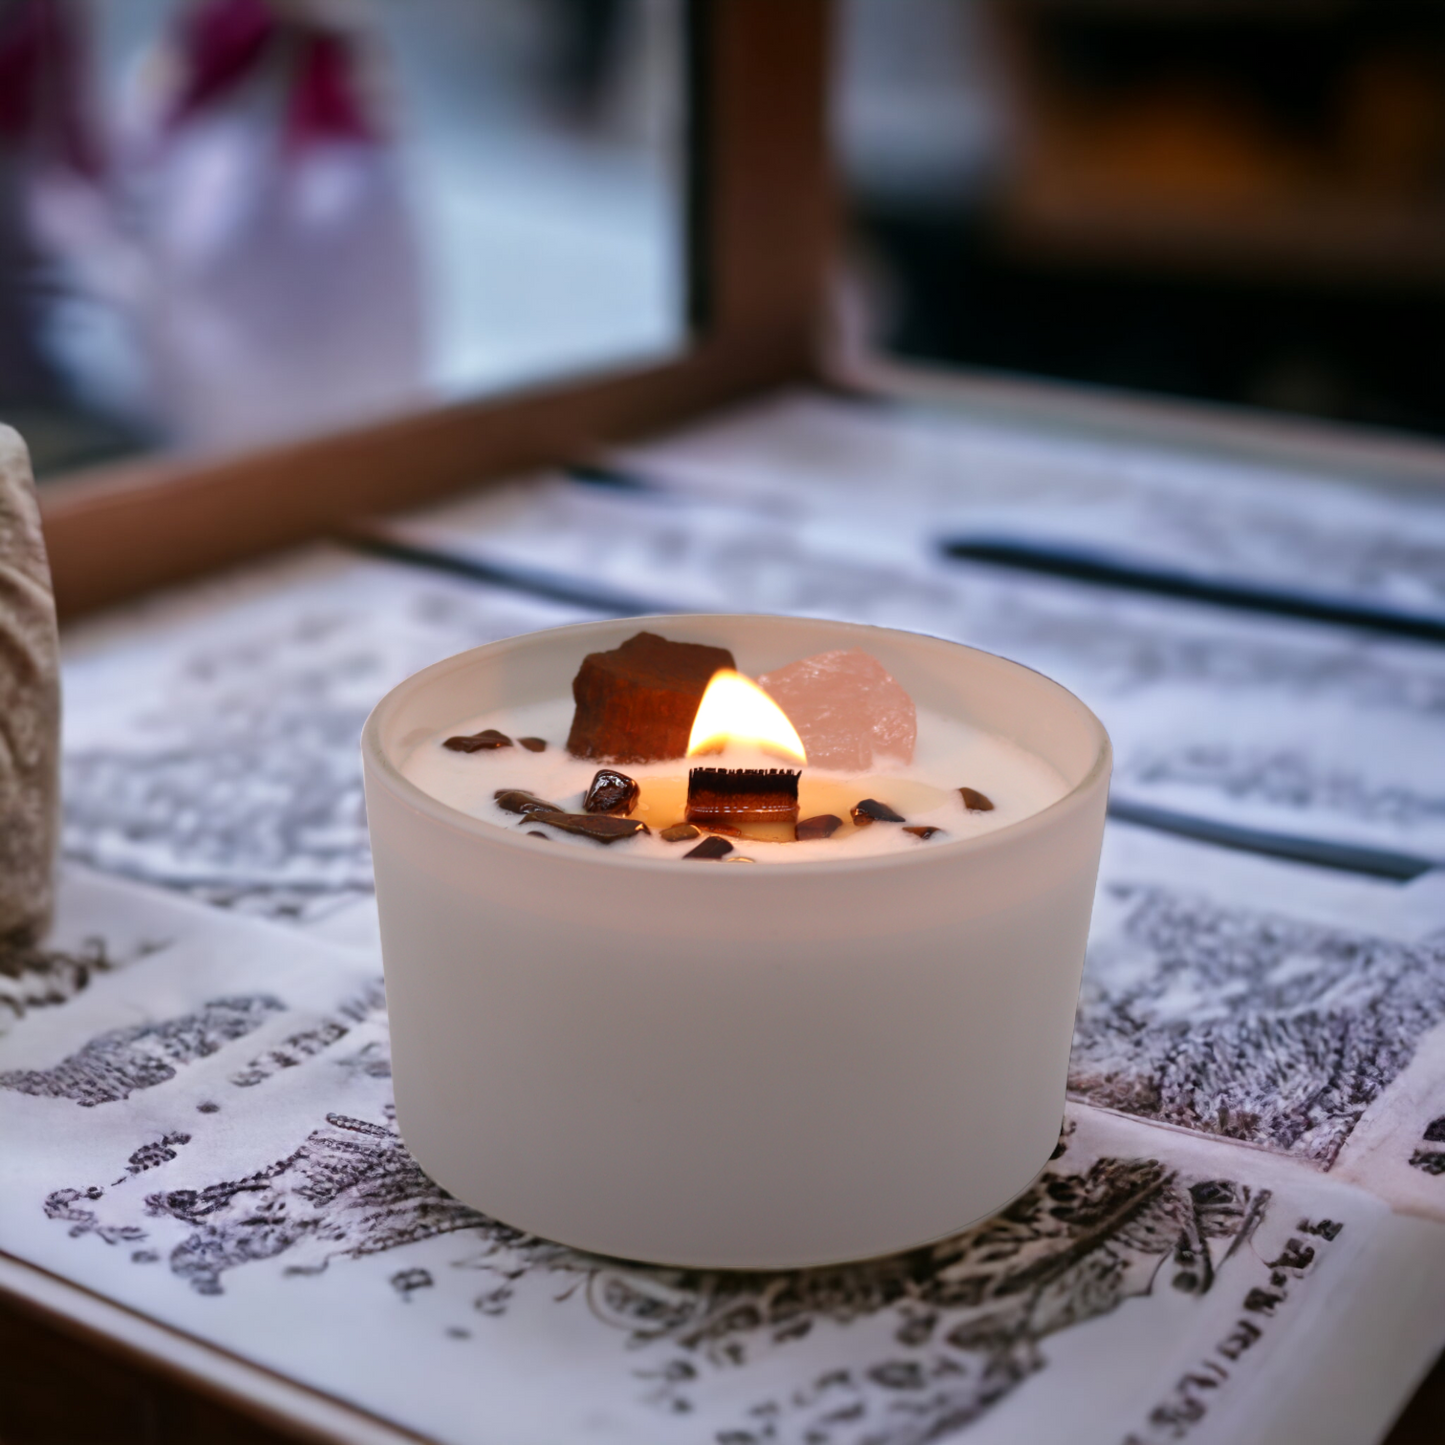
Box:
1 0 687 476
837 0 1445 439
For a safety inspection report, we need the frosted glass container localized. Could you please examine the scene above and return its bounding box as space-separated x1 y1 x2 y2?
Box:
362 615 1111 1269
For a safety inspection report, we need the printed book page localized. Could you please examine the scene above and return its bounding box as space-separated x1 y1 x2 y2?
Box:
3 867 1443 1445
618 391 1445 623
5 392 1445 1442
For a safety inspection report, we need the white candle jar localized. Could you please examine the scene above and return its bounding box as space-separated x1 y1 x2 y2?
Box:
362 615 1111 1269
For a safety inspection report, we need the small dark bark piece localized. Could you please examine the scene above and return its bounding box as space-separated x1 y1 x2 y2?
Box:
661 823 700 843
519 737 547 752
567 631 735 762
527 831 550 839
851 798 905 826
683 834 734 860
904 826 944 840
583 768 640 816
532 811 650 844
795 814 843 841
959 787 994 812
495 789 561 817
444 728 512 753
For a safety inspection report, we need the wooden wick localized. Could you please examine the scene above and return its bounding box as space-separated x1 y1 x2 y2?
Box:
686 767 800 827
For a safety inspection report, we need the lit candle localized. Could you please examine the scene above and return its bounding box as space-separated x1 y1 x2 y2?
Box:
684 669 803 836
364 615 1111 1268
401 647 1069 862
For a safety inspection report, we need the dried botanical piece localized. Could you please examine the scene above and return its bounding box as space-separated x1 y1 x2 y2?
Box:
494 789 561 817
444 729 513 753
851 799 905 826
959 787 994 812
518 737 547 752
531 811 649 844
683 834 734 860
583 769 640 816
660 823 700 843
795 814 843 841
904 826 944 840
566 632 735 762
0 429 59 945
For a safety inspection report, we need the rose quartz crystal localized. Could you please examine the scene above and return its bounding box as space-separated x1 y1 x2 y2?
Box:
759 649 916 771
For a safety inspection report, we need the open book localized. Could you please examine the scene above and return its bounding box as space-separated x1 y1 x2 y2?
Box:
6 394 1445 1444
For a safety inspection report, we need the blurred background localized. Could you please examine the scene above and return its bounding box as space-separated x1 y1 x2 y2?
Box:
0 0 685 474
838 0 1445 437
5 0 1445 480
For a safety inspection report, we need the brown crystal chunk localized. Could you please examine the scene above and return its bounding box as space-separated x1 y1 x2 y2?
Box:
566 631 736 762
518 737 547 752
494 789 561 817
904 825 944 840
959 787 994 812
583 768 639 816
683 834 734 860
795 813 843 841
444 728 512 753
686 767 800 827
661 823 700 843
532 811 649 844
851 798 905 826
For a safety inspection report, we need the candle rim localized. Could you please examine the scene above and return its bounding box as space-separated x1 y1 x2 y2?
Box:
363 613 1113 879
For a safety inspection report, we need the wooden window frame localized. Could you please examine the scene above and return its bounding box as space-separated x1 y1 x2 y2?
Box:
37 0 835 620
3 9 836 1440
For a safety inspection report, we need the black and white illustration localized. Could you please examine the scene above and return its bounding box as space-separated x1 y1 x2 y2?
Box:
0 867 185 1039
60 548 597 926
1074 824 1445 1184
0 871 1403 1445
622 392 1445 622
1075 883 1445 1167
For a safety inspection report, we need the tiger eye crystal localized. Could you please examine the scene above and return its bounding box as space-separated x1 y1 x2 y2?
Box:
583 768 640 816
795 814 843 841
850 798 905 826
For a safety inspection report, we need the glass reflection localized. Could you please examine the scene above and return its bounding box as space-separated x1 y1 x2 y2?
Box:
0 0 685 476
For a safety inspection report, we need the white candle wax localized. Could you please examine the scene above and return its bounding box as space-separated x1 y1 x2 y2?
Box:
401 697 1069 860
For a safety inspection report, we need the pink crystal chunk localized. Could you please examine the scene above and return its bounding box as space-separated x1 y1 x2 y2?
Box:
759 649 916 771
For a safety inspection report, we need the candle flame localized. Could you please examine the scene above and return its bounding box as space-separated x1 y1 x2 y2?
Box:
687 670 807 763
